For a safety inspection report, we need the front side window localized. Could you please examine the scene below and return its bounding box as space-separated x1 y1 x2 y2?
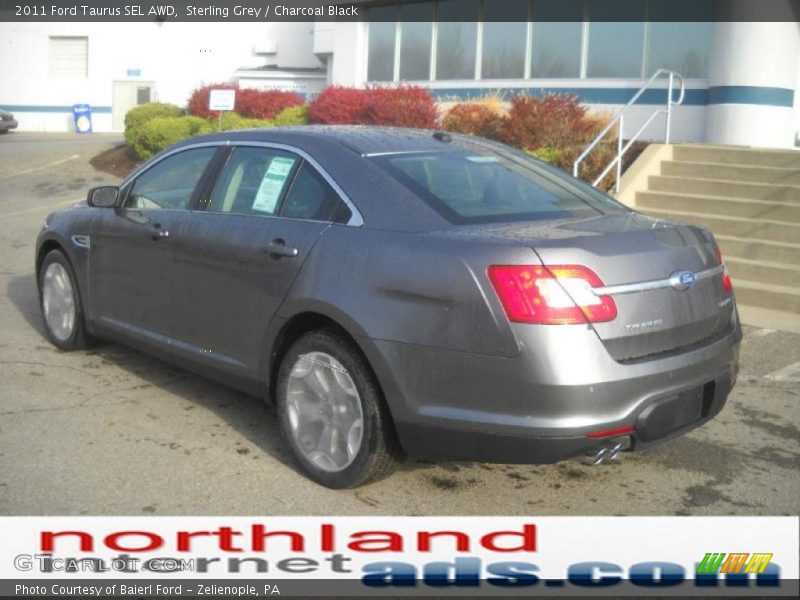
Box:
126 147 216 210
372 150 628 224
209 147 299 216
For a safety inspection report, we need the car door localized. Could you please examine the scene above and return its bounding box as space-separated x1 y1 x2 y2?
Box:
87 146 218 356
170 144 352 380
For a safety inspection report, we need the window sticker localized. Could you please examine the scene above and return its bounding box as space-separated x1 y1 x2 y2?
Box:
466 155 500 163
252 156 296 213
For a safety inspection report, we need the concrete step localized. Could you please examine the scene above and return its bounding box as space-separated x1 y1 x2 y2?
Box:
672 144 800 168
639 208 800 244
716 235 800 265
662 161 800 186
737 305 800 334
648 175 800 203
726 257 800 288
733 280 800 313
636 191 800 222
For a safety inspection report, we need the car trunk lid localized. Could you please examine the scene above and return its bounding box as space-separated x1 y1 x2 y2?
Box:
476 212 734 361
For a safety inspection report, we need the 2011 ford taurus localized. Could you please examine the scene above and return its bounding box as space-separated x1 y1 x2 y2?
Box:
36 126 741 488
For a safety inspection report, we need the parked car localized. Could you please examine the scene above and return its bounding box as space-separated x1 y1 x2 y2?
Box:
0 108 18 133
36 126 741 488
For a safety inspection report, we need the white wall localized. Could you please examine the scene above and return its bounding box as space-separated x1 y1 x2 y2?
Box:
0 22 321 132
706 21 800 148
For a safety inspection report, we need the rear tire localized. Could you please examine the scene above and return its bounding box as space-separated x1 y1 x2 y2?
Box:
38 249 92 351
276 328 401 488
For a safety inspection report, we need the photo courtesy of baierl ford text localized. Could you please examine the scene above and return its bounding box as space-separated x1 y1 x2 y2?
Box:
0 0 798 597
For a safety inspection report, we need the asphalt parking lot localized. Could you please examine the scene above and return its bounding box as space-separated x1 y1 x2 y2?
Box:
1 133 798 516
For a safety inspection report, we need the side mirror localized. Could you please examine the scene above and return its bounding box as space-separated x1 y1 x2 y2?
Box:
87 186 119 208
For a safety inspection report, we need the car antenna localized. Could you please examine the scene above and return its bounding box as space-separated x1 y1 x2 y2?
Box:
432 131 452 143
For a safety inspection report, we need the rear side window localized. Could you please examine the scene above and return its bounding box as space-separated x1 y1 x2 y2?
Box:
209 147 299 216
126 147 216 210
281 163 351 223
371 150 628 224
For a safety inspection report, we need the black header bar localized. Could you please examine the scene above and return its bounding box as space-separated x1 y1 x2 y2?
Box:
1 0 798 22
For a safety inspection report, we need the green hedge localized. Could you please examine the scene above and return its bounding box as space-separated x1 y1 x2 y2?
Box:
130 116 214 160
124 102 312 160
272 105 309 126
218 112 274 131
123 103 182 144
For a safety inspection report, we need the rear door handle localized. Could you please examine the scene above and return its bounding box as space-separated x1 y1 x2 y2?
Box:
264 239 298 258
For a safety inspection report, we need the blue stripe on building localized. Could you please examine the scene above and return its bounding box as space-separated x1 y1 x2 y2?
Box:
430 87 709 106
2 105 113 113
708 86 794 108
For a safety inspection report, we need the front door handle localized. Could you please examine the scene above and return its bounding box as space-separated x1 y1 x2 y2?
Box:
151 222 170 241
264 239 299 258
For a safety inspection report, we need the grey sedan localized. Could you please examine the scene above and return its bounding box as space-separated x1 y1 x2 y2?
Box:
36 126 741 488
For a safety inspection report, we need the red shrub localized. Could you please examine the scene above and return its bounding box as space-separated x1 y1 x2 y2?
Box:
499 93 593 149
187 84 304 120
187 83 237 119
360 86 438 129
308 85 438 128
235 88 304 119
308 86 370 124
442 103 505 139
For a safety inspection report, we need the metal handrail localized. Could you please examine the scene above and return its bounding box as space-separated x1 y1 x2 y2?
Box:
573 69 685 193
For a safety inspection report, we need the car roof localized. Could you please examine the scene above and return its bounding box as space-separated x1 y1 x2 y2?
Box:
179 125 461 156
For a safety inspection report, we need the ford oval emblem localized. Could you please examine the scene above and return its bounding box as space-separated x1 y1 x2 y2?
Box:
670 270 696 291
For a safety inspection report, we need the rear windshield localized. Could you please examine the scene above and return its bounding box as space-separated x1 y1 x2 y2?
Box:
371 149 628 224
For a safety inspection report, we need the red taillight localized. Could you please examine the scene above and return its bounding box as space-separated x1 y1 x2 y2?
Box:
586 426 635 439
487 264 617 325
716 247 733 293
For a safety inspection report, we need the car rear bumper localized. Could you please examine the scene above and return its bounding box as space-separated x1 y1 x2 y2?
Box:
371 314 741 464
394 373 732 463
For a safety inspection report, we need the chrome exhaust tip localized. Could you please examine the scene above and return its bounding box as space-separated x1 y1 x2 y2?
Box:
584 446 610 466
584 440 626 466
607 441 624 461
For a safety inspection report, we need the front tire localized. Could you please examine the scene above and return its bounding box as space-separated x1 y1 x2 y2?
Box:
276 329 401 488
38 249 92 351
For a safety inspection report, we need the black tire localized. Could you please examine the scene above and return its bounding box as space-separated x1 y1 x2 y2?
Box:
276 328 402 488
38 249 92 351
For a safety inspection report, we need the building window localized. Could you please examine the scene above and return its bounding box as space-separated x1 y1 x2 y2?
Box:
530 0 583 78
366 5 397 82
586 0 646 78
435 0 478 80
49 36 88 78
647 21 711 78
364 0 710 84
399 2 433 81
481 0 528 79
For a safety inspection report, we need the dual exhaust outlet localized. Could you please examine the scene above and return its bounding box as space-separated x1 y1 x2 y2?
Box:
584 440 625 466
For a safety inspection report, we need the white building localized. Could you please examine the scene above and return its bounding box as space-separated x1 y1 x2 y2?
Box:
0 21 325 132
1 0 798 149
314 0 800 149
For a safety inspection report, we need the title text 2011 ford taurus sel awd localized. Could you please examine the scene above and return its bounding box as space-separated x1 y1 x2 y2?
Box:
36 126 741 488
